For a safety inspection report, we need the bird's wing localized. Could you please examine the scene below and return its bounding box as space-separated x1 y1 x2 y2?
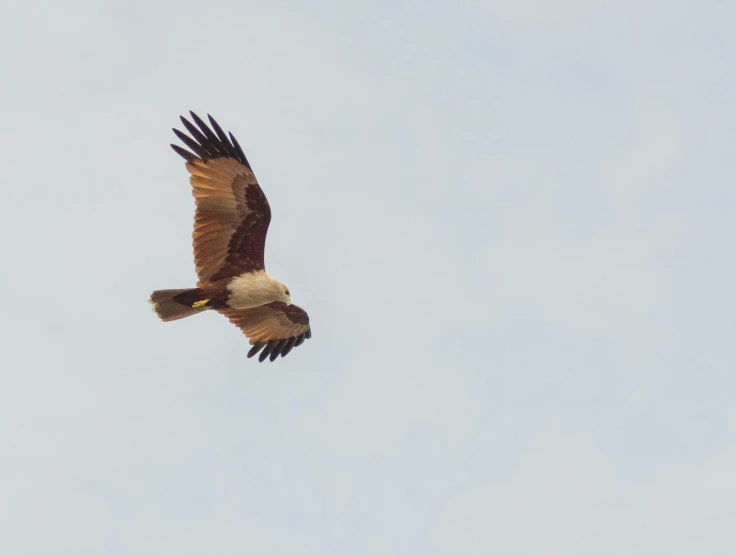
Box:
219 302 312 362
171 112 271 285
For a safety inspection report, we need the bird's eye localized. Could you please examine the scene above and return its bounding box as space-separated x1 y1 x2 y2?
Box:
285 289 290 296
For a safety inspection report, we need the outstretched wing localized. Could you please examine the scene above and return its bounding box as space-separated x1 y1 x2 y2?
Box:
171 112 271 285
219 302 312 362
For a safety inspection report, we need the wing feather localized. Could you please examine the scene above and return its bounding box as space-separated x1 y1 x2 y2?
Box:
219 302 311 362
190 112 224 149
171 113 271 284
208 115 237 158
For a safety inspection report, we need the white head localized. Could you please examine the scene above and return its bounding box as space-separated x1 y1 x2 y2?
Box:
226 272 293 310
276 281 292 306
259 275 291 306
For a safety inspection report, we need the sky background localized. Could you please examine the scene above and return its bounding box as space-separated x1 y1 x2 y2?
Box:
1 0 735 554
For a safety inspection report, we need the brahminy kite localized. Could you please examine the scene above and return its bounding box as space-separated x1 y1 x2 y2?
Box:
149 112 311 362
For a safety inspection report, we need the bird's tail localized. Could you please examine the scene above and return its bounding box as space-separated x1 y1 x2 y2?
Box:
149 288 211 322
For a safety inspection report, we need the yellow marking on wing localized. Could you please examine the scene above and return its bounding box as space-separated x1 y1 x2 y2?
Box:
192 299 210 310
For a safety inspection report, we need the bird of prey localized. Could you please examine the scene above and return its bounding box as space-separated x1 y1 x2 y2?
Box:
149 112 311 362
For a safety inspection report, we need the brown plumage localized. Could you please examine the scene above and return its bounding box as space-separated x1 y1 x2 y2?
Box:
222 302 312 362
149 112 312 362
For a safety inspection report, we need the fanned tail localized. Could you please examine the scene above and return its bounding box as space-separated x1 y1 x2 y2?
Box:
149 288 210 322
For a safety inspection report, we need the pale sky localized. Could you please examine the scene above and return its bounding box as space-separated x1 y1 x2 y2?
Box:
2 1 735 554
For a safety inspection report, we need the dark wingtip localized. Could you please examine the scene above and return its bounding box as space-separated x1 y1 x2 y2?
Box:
247 332 310 363
268 339 287 362
171 143 196 161
247 343 266 358
190 112 218 142
258 340 277 362
280 337 297 358
173 127 210 159
206 114 237 158
229 132 250 168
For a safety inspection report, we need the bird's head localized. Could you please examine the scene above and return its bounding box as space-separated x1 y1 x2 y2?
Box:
279 283 292 306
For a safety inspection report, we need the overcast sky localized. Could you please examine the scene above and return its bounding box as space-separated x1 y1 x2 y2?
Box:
1 0 735 554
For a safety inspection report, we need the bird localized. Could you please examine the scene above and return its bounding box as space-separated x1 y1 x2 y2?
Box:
149 112 311 362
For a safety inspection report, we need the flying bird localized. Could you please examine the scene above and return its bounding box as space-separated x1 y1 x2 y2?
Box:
149 112 311 362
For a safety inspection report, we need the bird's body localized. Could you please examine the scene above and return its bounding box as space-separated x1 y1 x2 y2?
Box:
149 112 311 362
226 271 288 310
